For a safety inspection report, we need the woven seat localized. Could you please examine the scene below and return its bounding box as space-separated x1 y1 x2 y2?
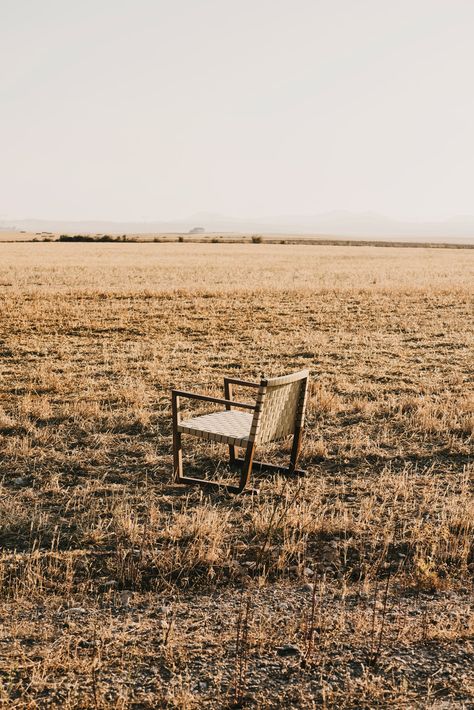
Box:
177 410 252 447
171 370 309 494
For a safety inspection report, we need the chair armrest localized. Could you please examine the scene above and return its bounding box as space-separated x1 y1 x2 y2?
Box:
223 377 260 389
171 390 256 410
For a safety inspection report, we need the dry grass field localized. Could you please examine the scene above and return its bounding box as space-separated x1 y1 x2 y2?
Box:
0 243 473 708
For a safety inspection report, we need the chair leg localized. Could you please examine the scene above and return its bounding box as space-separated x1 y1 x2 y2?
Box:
173 429 183 483
289 427 303 474
171 391 183 483
236 443 255 493
224 380 237 468
228 443 237 468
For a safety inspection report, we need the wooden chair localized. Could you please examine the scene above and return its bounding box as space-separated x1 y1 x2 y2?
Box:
171 370 309 494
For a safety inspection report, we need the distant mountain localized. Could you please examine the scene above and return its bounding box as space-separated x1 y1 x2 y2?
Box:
3 212 474 243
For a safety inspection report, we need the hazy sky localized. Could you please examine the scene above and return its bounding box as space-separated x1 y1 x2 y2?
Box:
1 0 474 222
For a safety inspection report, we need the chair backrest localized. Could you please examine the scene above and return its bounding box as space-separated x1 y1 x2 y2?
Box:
249 370 309 444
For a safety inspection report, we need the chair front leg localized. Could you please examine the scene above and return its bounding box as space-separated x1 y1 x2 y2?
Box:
236 442 255 493
173 430 183 483
172 392 184 482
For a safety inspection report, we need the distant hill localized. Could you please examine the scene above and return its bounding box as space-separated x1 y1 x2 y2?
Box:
3 212 474 243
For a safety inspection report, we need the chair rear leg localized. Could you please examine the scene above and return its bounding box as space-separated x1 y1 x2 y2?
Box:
289 427 302 474
228 444 237 468
224 380 238 469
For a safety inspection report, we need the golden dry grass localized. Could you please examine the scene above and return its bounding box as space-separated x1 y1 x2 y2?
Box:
1 242 473 292
0 243 472 708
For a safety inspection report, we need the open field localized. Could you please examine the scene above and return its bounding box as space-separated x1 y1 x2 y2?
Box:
1 242 474 292
0 243 473 708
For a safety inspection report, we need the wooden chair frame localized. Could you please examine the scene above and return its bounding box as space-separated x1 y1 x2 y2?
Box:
171 371 309 494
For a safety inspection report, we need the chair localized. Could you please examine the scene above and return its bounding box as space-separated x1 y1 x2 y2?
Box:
171 370 309 494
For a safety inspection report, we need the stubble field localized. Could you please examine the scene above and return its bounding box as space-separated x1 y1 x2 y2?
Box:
0 243 473 708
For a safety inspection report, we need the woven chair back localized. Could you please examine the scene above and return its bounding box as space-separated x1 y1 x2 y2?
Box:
249 370 309 444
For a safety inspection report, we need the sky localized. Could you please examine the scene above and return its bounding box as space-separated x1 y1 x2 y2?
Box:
1 0 474 223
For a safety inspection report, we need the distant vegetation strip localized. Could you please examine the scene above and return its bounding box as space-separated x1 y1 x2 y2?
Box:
46 234 474 249
0 233 473 249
